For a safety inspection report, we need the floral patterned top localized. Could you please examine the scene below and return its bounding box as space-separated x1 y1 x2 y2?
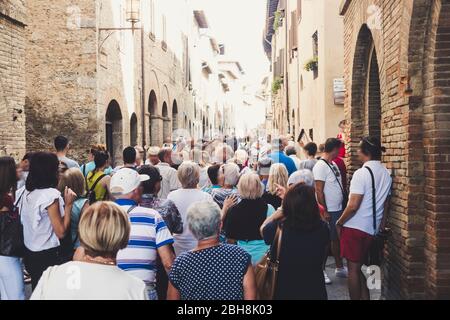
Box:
140 194 183 234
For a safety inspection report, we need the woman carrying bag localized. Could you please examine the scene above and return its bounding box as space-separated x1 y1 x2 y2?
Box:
258 184 329 300
0 157 25 300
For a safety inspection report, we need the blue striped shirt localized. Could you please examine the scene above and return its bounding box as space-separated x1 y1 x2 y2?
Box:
115 199 174 284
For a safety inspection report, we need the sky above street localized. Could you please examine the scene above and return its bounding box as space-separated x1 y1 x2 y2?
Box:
193 0 270 86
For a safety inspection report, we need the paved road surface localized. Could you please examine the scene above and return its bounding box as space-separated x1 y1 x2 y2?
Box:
24 257 380 300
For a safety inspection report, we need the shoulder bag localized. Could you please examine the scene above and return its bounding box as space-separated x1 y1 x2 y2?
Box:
321 159 348 209
0 191 25 257
366 166 389 266
255 225 283 300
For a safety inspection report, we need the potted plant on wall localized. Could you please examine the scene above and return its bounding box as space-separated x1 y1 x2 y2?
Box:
304 56 318 72
272 76 283 95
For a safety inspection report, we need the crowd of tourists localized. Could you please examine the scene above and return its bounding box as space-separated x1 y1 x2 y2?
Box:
0 123 392 300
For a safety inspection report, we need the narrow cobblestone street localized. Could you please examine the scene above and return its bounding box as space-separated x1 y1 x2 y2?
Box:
1 0 450 304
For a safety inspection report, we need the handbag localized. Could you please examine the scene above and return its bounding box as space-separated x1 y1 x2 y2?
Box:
0 191 25 257
321 159 348 209
366 166 389 266
255 226 283 300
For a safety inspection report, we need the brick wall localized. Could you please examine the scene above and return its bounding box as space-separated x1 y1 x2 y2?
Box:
0 0 26 161
342 0 450 299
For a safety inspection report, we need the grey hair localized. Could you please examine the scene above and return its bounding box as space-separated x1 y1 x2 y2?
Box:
287 169 315 187
177 161 200 188
221 163 240 186
187 201 222 241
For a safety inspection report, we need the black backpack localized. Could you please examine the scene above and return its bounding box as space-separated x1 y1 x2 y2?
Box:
86 173 107 205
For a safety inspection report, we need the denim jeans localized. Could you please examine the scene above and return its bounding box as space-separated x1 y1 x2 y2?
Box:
145 283 158 300
0 255 25 300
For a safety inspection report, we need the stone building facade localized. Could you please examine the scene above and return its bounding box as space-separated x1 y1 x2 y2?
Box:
0 0 26 160
341 0 450 299
25 0 194 164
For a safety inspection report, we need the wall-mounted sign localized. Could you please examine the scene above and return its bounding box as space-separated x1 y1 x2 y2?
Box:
333 78 346 105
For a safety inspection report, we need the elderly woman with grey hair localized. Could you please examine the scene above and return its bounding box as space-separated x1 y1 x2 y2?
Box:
168 201 256 300
167 161 213 256
224 173 276 265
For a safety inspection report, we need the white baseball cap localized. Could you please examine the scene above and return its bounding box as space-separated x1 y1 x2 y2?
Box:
110 168 149 196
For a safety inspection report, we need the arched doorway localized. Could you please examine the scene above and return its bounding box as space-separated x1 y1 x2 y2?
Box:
366 46 381 139
422 1 450 298
148 90 159 146
350 25 382 168
172 100 178 132
130 113 138 147
105 100 123 166
162 102 170 144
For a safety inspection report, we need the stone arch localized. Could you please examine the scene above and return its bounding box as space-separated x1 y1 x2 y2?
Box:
130 113 138 147
420 0 450 299
162 102 170 143
105 100 123 166
348 24 382 170
148 90 160 146
148 70 161 105
172 100 179 132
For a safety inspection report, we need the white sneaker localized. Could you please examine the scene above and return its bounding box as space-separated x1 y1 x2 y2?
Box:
335 267 348 278
323 271 332 285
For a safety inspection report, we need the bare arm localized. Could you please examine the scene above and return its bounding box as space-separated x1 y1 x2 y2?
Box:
243 265 257 300
47 200 71 239
260 209 284 236
336 193 364 227
157 244 175 274
167 282 181 300
315 181 329 221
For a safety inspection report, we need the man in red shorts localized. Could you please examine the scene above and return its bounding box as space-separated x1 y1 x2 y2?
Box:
336 137 392 300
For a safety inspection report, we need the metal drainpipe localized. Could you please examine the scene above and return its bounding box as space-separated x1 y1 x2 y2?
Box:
140 26 147 159
284 12 290 135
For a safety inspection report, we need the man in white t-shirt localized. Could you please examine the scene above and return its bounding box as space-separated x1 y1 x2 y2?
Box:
156 148 182 199
313 138 347 283
336 137 392 300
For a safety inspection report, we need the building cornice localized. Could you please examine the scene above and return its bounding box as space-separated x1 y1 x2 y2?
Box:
339 0 352 16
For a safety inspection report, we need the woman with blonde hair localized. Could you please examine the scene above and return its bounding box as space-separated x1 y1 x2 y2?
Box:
224 173 275 264
58 168 89 250
31 202 147 300
263 163 289 209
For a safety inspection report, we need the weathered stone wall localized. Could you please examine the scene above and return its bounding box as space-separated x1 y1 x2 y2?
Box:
342 0 450 299
25 0 99 162
0 0 26 161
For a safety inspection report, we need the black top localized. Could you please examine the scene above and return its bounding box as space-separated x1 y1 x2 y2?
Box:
224 198 268 241
262 191 282 209
263 220 330 300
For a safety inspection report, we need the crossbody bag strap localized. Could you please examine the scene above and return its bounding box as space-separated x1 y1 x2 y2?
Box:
365 167 377 233
321 159 346 196
270 225 283 263
89 173 107 193
127 205 137 214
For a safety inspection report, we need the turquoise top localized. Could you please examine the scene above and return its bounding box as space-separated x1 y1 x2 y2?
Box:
80 161 113 177
71 198 88 249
